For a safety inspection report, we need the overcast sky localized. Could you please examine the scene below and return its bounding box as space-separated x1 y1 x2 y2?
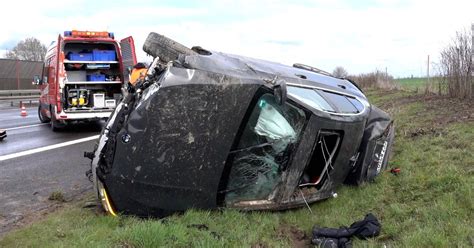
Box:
0 0 472 77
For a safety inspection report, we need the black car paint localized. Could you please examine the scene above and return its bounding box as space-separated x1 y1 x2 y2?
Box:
93 51 394 217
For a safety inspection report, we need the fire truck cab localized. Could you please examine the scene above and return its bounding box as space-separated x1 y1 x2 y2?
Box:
34 30 136 131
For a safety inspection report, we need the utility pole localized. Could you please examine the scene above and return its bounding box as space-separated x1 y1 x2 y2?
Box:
427 55 430 86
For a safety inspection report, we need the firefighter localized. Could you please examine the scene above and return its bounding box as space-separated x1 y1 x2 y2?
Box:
129 63 147 86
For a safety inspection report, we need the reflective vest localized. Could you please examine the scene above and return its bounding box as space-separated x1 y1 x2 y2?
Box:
130 68 147 85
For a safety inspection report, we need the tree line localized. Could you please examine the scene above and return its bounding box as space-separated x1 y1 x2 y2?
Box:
333 26 473 100
438 29 473 99
5 37 46 62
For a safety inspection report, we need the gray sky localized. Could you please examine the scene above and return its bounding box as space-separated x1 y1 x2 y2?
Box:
0 0 472 77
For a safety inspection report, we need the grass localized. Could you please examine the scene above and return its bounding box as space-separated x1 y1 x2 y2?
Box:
1 89 473 247
395 77 443 93
395 77 428 90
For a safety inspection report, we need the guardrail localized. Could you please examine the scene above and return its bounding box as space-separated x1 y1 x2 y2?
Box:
0 89 40 106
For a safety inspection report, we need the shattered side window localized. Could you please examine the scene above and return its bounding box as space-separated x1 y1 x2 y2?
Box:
224 94 306 204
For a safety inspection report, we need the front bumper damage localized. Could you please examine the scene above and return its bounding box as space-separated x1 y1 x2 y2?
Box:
87 32 395 217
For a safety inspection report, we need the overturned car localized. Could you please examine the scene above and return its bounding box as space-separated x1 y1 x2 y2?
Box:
87 32 395 217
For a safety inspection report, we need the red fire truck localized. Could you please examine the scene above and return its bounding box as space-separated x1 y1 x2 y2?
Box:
34 30 136 131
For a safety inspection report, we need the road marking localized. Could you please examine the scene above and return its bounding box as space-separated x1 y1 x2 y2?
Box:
0 135 100 162
4 123 49 131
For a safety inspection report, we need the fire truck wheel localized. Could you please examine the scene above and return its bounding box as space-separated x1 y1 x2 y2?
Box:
38 105 51 123
50 109 65 132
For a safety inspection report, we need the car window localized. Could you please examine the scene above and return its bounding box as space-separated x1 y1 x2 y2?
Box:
224 93 306 204
346 96 364 112
319 90 360 113
287 86 334 112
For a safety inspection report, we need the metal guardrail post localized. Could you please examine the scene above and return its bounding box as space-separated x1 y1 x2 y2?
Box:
0 89 40 107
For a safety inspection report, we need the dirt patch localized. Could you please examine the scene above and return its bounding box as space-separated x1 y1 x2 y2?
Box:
406 127 446 139
378 92 473 132
0 192 93 238
0 203 63 238
375 91 421 110
423 96 474 126
276 224 311 248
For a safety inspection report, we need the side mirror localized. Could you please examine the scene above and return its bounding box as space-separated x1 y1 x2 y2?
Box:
273 79 287 105
32 75 41 85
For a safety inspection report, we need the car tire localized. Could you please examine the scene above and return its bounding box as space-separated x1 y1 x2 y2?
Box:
38 104 51 123
143 32 196 63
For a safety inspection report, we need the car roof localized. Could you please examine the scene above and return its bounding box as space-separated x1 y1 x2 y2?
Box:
182 51 366 99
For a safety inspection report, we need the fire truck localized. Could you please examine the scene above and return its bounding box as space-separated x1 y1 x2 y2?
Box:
34 30 136 131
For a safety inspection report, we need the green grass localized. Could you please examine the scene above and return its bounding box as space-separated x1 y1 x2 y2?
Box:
395 77 444 93
1 90 473 247
396 77 429 90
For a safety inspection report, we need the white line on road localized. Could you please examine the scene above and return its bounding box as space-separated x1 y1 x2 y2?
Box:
4 123 49 131
0 135 100 162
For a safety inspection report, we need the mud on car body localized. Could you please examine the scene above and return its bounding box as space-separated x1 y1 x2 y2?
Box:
87 32 395 217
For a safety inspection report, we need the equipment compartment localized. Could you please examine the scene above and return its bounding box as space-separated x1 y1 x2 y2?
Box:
63 41 122 111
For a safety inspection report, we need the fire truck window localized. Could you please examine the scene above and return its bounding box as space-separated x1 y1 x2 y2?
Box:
42 58 52 83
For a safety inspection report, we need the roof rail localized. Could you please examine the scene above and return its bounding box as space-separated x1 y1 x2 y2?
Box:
293 63 333 77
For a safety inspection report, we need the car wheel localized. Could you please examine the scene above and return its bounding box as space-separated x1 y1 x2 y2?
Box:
143 32 197 63
38 104 51 123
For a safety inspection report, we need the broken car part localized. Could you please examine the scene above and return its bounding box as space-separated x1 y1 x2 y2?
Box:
0 129 6 141
87 32 395 217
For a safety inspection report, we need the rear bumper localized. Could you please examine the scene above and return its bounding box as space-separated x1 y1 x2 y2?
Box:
58 109 113 120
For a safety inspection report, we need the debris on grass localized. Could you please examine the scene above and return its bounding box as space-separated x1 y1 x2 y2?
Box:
48 191 66 202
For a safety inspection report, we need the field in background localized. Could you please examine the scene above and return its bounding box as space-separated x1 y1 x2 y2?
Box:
1 89 473 247
395 77 444 93
396 77 428 90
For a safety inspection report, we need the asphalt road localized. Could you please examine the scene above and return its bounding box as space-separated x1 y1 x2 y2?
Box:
0 105 103 234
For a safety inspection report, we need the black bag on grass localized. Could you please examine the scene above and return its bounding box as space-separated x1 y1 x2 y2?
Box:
311 213 381 248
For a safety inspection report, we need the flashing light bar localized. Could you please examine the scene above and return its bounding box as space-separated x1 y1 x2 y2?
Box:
64 30 114 39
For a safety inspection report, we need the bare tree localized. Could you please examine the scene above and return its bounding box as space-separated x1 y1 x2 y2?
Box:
438 29 473 99
332 66 348 78
6 37 47 61
332 66 349 78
